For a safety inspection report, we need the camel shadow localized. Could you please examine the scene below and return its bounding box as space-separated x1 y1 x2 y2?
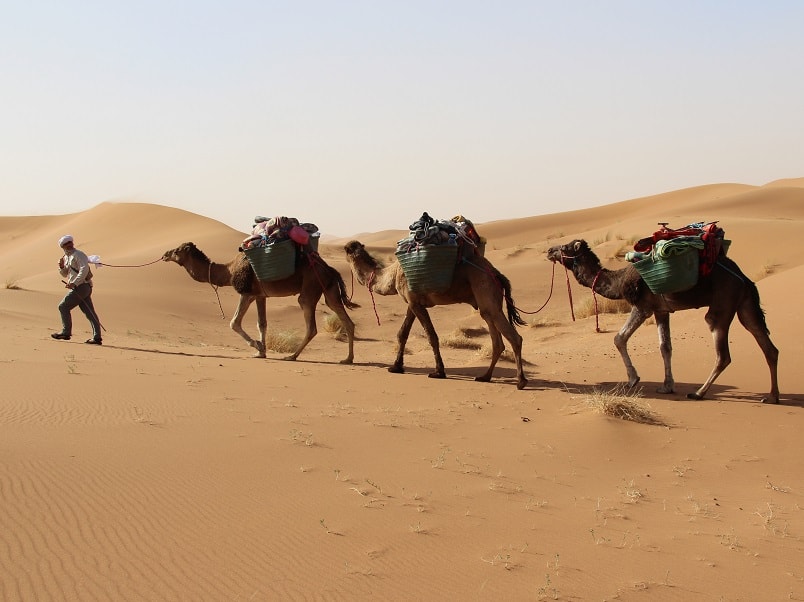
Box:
597 380 803 407
386 364 549 390
99 345 351 365
96 344 243 359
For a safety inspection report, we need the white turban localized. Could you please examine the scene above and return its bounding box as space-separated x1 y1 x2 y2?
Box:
58 235 74 247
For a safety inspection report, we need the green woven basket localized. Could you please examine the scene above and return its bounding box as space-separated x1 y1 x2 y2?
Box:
396 244 458 293
244 238 297 282
633 247 699 294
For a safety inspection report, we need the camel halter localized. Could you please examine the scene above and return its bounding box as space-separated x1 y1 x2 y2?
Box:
559 251 605 331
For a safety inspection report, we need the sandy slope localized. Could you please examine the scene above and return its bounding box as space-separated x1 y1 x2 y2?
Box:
1 180 803 601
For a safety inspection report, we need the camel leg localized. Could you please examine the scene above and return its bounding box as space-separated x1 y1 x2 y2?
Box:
230 295 265 358
614 306 651 388
655 312 674 394
736 299 780 403
477 309 527 389
409 304 447 379
284 292 321 361
323 282 355 365
688 310 734 400
255 297 267 357
474 318 504 384
389 308 417 374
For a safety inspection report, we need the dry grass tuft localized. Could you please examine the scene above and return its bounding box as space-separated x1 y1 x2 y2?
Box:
754 260 778 281
529 317 560 328
4 276 22 290
574 296 631 318
265 328 302 353
504 245 528 258
581 384 666 426
443 327 488 350
322 312 348 341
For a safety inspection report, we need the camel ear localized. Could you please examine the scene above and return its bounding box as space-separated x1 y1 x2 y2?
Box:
573 241 583 252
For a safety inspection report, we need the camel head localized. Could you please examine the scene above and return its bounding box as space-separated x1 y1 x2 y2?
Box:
547 239 590 269
162 242 200 266
343 240 365 260
343 240 386 286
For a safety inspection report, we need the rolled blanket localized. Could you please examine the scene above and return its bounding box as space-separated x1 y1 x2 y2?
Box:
654 236 704 259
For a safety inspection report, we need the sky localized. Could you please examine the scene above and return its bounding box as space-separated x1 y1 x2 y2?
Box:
2 1 803 237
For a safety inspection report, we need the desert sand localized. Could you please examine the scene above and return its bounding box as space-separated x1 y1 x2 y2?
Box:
2 179 803 601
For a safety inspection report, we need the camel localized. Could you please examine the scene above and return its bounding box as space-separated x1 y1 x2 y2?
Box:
162 242 357 363
344 241 528 389
547 239 779 403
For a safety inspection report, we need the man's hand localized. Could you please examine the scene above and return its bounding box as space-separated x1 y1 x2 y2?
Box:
58 257 65 269
65 283 76 290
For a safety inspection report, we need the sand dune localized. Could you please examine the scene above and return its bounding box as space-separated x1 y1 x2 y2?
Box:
2 179 803 600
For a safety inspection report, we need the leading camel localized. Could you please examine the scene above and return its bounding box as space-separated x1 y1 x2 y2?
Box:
163 242 357 363
547 239 779 403
344 241 528 389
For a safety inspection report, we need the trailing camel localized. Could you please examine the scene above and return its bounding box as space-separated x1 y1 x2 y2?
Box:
547 239 779 403
344 241 528 389
162 242 357 363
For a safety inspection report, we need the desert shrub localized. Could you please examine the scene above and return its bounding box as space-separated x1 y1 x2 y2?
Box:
265 328 302 353
581 384 665 426
574 296 631 318
443 327 487 350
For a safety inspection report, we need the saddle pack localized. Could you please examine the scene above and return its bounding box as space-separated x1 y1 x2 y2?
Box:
633 221 726 276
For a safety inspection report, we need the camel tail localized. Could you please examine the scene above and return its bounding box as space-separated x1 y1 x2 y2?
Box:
331 265 360 310
747 278 771 335
493 268 527 328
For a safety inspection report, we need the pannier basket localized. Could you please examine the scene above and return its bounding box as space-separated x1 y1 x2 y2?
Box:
308 233 320 253
396 244 458 293
633 246 699 294
244 238 297 282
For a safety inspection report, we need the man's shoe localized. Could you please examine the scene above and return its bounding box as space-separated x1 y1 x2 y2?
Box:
85 338 102 345
51 333 71 340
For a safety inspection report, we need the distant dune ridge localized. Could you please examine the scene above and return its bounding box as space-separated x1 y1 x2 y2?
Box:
2 179 803 600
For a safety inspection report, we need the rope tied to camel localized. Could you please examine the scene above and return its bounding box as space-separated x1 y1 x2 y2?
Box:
96 257 164 268
207 262 226 319
460 257 556 317
366 271 381 326
560 252 577 322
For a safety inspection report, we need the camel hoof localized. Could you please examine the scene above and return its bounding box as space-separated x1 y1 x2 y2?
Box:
686 392 703 400
761 396 779 404
282 355 298 361
428 372 447 379
339 358 354 365
474 375 492 383
388 365 404 374
517 378 528 390
656 386 674 394
252 352 267 359
628 377 641 388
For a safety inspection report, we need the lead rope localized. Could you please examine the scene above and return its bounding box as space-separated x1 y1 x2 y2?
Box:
208 263 226 319
591 270 602 332
97 257 164 268
560 253 576 322
366 271 381 326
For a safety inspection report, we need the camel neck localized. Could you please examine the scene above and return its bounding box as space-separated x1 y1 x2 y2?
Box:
573 263 624 300
187 260 232 287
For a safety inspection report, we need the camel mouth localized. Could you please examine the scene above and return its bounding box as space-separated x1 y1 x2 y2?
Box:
546 247 562 263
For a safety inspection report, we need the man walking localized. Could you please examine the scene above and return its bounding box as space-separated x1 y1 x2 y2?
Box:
51 235 103 345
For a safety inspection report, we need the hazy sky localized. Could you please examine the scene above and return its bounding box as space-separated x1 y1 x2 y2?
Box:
3 1 803 236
